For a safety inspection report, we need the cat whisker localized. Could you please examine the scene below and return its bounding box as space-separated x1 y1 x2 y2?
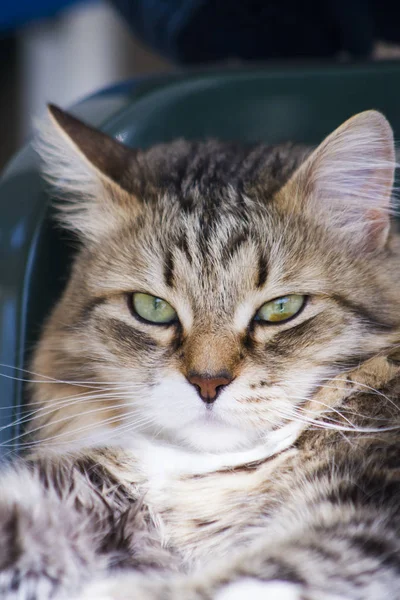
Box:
275 408 351 431
0 362 144 388
105 416 159 441
285 395 361 428
291 405 359 429
1 401 149 447
300 398 387 423
276 404 400 434
3 412 156 450
0 387 142 434
317 379 400 412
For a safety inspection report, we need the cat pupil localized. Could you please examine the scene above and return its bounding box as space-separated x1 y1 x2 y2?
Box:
277 299 286 313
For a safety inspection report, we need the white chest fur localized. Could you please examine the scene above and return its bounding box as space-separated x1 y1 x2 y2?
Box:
119 426 300 566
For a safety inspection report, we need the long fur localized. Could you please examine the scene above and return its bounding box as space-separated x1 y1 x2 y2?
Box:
2 109 400 599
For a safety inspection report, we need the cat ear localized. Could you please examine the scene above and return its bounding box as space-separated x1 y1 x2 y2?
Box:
283 110 396 251
36 104 140 241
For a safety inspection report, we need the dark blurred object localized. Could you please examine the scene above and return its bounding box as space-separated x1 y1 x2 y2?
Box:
0 0 83 31
109 0 400 63
0 36 19 170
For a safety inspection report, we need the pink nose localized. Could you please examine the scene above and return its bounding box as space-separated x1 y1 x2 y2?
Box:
187 373 233 404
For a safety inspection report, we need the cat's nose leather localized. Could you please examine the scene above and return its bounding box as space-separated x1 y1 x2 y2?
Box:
187 373 233 404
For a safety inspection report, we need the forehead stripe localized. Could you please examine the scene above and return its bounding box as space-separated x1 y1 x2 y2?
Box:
256 252 268 288
177 233 193 265
163 249 175 288
221 230 250 263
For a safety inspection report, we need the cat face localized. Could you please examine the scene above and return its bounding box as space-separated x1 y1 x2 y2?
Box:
30 107 400 453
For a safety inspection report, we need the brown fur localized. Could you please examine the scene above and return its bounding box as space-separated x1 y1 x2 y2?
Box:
1 108 400 599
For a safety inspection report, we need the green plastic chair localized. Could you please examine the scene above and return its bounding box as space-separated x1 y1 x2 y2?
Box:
1 64 400 455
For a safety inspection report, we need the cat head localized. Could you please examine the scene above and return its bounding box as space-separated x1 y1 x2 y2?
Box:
30 106 400 453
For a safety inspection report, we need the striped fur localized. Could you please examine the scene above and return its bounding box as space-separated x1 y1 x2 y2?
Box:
1 109 400 598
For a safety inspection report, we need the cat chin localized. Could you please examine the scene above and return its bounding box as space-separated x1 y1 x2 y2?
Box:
176 420 260 453
172 418 304 458
129 420 303 481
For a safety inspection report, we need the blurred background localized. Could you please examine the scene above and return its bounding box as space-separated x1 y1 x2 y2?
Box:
0 0 174 171
1 0 400 171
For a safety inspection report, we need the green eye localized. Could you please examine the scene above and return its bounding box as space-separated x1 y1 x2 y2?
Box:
131 293 177 324
255 295 306 323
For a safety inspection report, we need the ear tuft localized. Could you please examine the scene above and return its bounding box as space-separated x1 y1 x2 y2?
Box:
285 110 397 251
35 105 139 242
47 104 137 189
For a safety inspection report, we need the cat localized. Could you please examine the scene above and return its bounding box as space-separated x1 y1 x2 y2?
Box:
1 105 400 600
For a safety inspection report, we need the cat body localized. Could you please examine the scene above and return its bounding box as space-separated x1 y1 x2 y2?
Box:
1 107 400 599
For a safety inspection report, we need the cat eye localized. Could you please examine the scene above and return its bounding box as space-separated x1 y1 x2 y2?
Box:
130 293 177 325
255 294 306 324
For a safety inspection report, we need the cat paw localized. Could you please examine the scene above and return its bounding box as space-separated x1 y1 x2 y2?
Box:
215 579 302 600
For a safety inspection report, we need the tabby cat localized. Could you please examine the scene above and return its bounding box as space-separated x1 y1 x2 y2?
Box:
1 106 400 600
